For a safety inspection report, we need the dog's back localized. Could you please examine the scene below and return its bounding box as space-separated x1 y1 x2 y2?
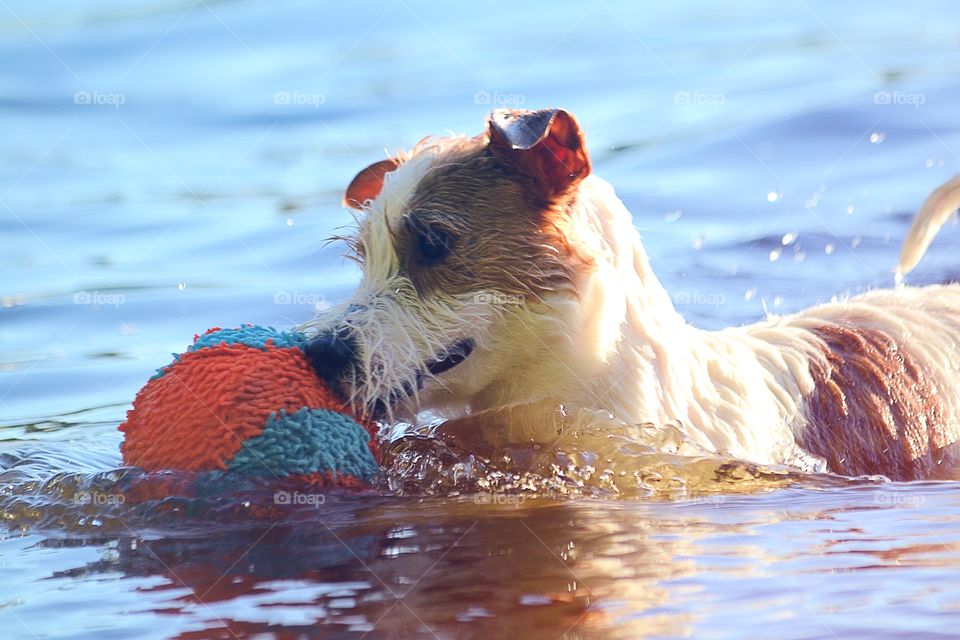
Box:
739 171 960 480
757 285 960 479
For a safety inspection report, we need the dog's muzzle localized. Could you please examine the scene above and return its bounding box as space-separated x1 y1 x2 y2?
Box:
306 329 475 417
305 329 358 389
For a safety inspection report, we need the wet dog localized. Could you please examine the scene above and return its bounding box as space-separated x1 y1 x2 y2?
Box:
302 108 960 480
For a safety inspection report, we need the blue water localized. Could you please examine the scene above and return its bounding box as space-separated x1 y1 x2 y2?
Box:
2 1 960 638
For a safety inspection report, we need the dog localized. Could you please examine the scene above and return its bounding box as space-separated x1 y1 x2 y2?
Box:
302 108 960 481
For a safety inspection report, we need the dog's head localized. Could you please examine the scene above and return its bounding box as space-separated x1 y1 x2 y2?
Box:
303 109 619 421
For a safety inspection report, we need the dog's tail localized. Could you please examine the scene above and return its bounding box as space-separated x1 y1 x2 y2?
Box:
896 175 960 284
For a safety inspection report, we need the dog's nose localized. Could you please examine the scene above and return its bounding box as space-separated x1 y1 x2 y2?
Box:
305 329 358 384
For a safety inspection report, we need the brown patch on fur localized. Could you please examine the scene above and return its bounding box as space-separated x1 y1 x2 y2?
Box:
394 137 591 301
487 109 591 205
801 323 958 480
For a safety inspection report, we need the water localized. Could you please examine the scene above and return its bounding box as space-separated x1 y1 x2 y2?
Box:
2 1 960 637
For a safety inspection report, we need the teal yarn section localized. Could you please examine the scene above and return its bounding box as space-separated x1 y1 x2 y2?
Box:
190 325 308 352
151 325 308 380
227 408 378 482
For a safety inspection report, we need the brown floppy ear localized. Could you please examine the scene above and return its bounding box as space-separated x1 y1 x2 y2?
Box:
343 158 402 209
487 108 591 202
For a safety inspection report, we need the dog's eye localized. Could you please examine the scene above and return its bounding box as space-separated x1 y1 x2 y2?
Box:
415 225 453 266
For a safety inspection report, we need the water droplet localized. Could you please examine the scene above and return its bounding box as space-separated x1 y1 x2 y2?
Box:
286 218 294 226
804 184 826 210
825 243 835 255
744 288 757 301
177 282 187 291
846 204 855 215
782 232 798 246
663 209 682 222
766 190 781 203
769 248 782 262
519 594 552 606
869 132 886 144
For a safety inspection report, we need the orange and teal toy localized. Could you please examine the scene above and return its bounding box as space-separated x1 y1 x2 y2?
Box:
119 325 379 487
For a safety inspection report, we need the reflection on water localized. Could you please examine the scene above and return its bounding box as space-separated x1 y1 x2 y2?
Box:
3 450 960 639
3 0 960 637
0 418 943 639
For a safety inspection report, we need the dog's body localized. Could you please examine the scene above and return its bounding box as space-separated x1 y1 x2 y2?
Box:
304 109 960 481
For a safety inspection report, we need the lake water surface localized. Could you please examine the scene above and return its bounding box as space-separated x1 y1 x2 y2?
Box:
3 1 960 638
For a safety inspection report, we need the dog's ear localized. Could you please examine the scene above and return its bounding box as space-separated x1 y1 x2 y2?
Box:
487 108 591 201
343 158 402 209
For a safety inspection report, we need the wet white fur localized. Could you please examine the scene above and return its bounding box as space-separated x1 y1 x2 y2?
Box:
565 177 960 465
305 147 960 468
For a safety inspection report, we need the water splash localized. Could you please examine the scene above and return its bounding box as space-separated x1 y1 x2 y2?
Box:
381 408 860 499
0 408 871 536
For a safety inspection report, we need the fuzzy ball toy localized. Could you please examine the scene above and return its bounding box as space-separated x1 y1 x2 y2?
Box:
119 325 379 487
